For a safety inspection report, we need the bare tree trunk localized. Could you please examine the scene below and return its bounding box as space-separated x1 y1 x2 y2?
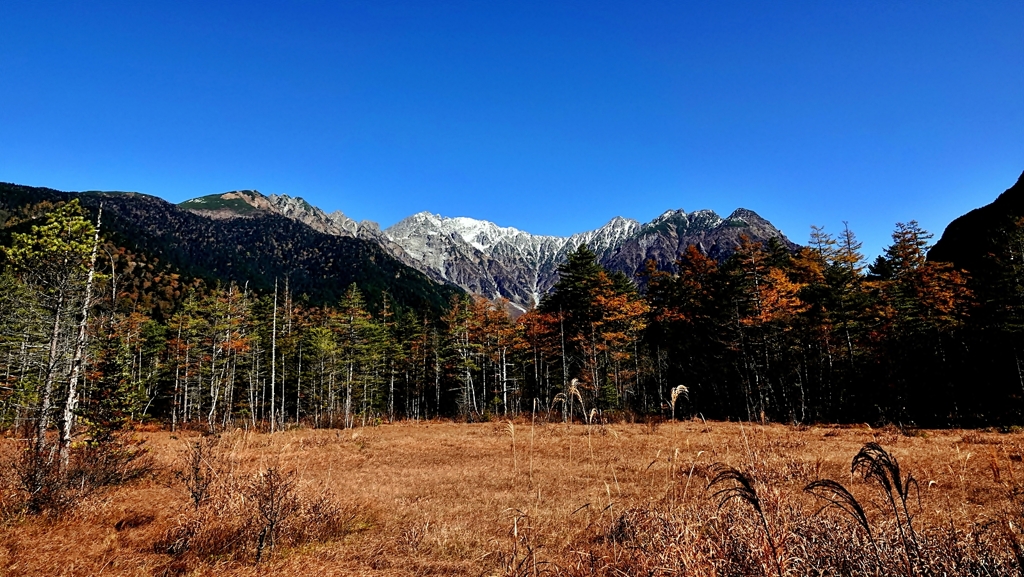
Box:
207 321 227 432
345 362 353 429
560 309 567 392
37 291 65 452
249 344 259 429
224 339 237 429
58 207 102 468
389 372 395 422
270 279 277 433
284 277 290 429
183 341 191 424
434 333 441 418
501 347 508 415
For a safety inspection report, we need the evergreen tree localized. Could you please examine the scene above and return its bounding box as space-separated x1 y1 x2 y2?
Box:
872 222 973 423
4 199 99 463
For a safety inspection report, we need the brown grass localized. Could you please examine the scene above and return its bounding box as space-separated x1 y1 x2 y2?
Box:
2 420 1024 575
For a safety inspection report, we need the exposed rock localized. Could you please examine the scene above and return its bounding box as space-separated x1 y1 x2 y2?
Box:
1 183 461 315
179 190 440 282
384 208 795 309
179 190 797 310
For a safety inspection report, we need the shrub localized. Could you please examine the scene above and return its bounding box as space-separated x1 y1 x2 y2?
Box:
4 433 151 517
158 452 359 565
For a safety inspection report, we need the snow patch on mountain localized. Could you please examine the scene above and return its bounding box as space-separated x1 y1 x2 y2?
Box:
382 208 794 310
180 190 796 309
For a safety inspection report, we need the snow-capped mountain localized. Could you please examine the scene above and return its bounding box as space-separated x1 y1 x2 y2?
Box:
601 208 796 278
384 213 642 307
179 190 796 310
384 208 795 310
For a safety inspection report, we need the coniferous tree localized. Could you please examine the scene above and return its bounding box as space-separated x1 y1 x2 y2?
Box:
4 199 98 462
871 222 973 422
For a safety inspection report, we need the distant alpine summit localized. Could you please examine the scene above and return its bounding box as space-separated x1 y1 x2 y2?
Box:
179 190 796 310
179 190 424 274
384 208 795 310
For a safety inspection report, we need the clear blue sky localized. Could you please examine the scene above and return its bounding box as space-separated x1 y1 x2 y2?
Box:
2 1 1022 258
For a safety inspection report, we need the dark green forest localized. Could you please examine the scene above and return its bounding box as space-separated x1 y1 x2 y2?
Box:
2 178 1024 451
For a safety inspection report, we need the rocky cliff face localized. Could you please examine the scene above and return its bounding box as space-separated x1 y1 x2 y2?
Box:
181 190 378 238
603 208 798 277
179 190 439 281
179 190 797 310
384 208 796 310
0 183 462 315
382 213 644 307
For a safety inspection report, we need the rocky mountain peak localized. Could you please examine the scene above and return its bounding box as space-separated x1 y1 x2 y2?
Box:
447 217 521 251
652 209 684 223
181 190 796 309
181 190 379 238
404 211 445 227
726 208 761 223
381 207 794 309
577 216 641 247
178 190 273 218
266 193 313 216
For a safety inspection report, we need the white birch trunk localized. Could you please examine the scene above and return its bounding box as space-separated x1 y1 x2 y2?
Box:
59 205 102 469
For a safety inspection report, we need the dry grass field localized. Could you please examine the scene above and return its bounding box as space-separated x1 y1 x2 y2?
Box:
3 419 1024 576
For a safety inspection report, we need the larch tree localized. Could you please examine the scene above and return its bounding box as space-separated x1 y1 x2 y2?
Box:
870 221 974 422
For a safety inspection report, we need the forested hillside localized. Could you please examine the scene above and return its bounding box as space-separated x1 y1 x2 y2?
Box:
929 171 1024 271
0 183 461 316
1 177 1023 448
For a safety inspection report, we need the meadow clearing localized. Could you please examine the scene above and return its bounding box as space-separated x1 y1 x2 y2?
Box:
2 419 1023 576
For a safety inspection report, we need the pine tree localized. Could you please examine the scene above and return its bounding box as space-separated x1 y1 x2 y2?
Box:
4 199 99 463
337 284 374 428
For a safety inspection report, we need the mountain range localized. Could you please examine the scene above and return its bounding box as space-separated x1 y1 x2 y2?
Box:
0 181 797 312
8 171 1024 315
0 183 460 316
180 190 797 309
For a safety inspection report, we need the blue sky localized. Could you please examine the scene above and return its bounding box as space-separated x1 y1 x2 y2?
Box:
2 1 1022 258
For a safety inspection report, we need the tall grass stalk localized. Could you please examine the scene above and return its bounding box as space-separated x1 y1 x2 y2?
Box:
506 420 518 482
853 442 920 574
529 399 536 487
708 464 784 577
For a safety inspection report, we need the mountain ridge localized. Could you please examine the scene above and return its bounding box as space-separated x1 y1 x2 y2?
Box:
929 170 1024 272
177 189 798 309
381 206 796 309
180 190 438 280
0 182 462 316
